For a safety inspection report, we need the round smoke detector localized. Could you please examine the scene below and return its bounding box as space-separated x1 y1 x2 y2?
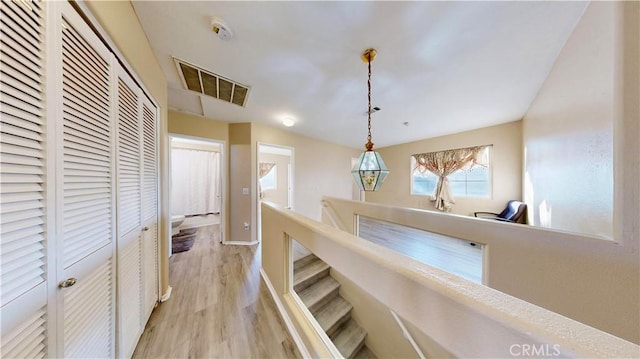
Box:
211 17 233 41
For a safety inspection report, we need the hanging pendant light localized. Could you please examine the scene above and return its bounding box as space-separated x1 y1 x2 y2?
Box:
351 48 389 192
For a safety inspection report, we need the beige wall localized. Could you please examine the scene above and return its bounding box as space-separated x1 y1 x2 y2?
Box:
230 124 255 243
168 110 229 143
229 145 253 243
168 111 231 243
366 121 523 217
330 269 451 358
523 2 620 238
260 153 290 208
252 123 360 221
84 1 171 295
168 116 357 243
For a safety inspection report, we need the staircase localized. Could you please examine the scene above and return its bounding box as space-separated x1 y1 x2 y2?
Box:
294 254 377 359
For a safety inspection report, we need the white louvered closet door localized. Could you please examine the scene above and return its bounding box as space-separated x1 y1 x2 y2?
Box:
57 3 116 358
141 98 159 322
0 0 49 358
116 66 144 358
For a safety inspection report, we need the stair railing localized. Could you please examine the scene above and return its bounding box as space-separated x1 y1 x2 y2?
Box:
260 200 639 358
321 199 348 232
390 310 426 359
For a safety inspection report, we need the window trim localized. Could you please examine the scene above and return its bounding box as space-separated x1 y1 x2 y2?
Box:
409 146 493 198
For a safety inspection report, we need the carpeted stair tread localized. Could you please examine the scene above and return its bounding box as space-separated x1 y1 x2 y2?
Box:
294 257 330 292
294 253 318 271
315 296 353 337
352 345 377 359
333 319 367 359
298 275 340 313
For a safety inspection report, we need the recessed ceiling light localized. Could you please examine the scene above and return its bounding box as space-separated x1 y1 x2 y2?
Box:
282 118 295 127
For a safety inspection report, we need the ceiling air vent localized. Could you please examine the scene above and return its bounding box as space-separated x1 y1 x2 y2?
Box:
174 58 250 107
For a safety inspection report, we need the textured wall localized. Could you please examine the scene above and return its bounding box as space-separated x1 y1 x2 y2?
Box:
366 121 523 217
522 2 617 238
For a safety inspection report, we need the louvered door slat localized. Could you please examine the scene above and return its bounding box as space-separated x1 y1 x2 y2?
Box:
0 32 41 76
0 70 42 101
64 132 109 156
62 73 109 115
63 94 109 128
61 40 108 90
142 222 157 319
0 308 46 359
141 100 158 320
117 78 141 237
0 182 41 197
0 0 46 317
2 153 43 167
0 16 41 55
119 236 142 357
61 16 112 269
61 21 108 82
63 152 110 168
0 1 41 40
0 206 43 226
0 93 43 120
0 47 41 85
1 114 43 135
0 191 41 204
0 1 47 357
63 108 110 134
63 119 109 144
0 110 42 133
1 0 42 25
63 259 112 358
1 73 42 100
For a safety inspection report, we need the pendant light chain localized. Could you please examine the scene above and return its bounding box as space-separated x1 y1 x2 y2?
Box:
366 54 374 151
351 47 389 192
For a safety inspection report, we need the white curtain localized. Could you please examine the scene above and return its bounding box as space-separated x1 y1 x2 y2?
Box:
171 148 221 216
413 145 489 211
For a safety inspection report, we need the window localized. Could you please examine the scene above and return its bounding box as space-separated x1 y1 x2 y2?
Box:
411 147 491 197
260 165 277 190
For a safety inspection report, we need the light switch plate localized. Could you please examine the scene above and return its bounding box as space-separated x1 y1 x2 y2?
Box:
242 187 249 195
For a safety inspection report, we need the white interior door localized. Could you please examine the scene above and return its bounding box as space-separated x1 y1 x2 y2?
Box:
116 66 144 358
57 3 116 358
2 2 159 358
141 98 159 322
0 0 49 357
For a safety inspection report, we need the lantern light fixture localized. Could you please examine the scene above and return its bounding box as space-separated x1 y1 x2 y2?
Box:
351 48 389 192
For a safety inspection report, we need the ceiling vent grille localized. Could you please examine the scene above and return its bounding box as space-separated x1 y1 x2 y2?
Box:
174 58 250 107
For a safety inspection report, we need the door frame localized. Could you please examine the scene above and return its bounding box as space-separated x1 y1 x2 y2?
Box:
257 143 295 243
168 134 227 255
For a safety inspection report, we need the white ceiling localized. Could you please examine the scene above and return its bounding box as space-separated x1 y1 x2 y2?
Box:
132 1 587 149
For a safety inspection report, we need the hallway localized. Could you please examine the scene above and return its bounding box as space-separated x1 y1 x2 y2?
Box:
133 225 299 358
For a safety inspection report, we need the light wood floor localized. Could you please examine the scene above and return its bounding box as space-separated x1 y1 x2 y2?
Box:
358 216 483 283
133 225 299 358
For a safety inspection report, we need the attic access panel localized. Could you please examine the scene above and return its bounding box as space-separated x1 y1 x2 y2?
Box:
174 58 250 107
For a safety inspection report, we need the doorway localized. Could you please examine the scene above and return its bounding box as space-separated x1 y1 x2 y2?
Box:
257 143 294 242
169 135 225 256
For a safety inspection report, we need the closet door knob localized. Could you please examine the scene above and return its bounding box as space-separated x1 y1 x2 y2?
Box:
142 227 149 232
58 278 77 289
